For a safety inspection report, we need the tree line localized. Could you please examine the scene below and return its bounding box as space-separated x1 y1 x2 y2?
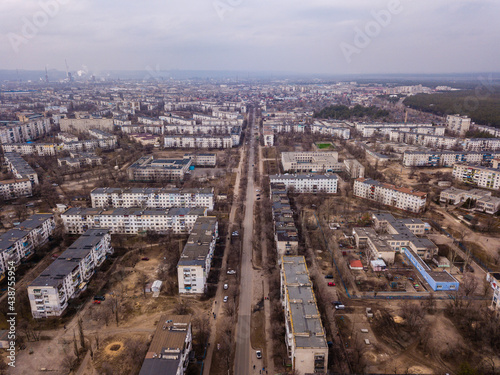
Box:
313 104 390 120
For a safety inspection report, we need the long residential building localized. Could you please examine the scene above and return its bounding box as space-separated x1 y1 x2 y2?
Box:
177 217 218 294
353 178 427 213
452 164 500 190
0 178 33 200
138 315 192 375
91 187 214 210
310 120 351 139
2 143 57 156
271 184 299 259
0 214 55 280
127 155 192 181
402 150 500 167
280 256 328 374
60 118 114 133
61 207 206 234
4 152 39 185
281 151 342 173
27 229 113 318
270 174 338 193
0 117 54 144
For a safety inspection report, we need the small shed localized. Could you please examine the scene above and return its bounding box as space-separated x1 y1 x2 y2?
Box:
370 259 387 272
151 280 162 293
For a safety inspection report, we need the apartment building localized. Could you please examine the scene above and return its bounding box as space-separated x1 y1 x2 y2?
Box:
343 159 365 179
0 117 53 144
281 151 342 173
0 178 32 200
27 229 113 318
271 184 299 259
138 315 192 375
1 143 56 156
61 207 206 234
452 164 500 190
4 152 39 185
119 124 163 134
60 118 114 133
355 122 443 138
263 128 274 146
354 178 427 213
310 120 351 139
58 152 102 169
128 155 192 181
402 151 500 167
56 132 79 142
164 135 234 149
0 214 55 280
280 256 328 374
177 217 218 294
486 273 500 316
91 187 214 210
188 153 217 167
270 174 338 193
446 114 471 135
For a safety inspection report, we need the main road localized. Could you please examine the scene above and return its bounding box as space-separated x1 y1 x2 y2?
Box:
233 106 258 375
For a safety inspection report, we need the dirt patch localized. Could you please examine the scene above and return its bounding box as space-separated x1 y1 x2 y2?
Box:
105 341 125 355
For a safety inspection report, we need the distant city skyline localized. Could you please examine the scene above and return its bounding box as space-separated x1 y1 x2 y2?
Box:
1 0 499 75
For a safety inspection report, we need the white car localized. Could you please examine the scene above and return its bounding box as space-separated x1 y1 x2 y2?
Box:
227 270 236 275
223 296 228 303
223 284 228 290
256 350 262 359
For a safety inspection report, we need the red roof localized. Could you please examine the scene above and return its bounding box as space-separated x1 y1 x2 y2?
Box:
350 260 363 269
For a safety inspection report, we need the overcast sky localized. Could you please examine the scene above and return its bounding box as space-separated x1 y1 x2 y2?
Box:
1 0 499 75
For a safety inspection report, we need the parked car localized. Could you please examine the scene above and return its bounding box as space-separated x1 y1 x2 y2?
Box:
223 296 228 303
223 284 228 290
256 350 262 359
335 304 346 310
227 270 236 275
332 301 342 306
141 257 150 261
92 300 101 304
328 282 335 286
325 275 334 279
94 295 105 301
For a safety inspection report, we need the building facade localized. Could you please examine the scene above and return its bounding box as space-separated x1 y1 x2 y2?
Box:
127 155 192 181
61 207 206 234
353 178 427 213
27 229 113 318
177 217 218 294
91 187 214 210
270 174 338 193
452 164 500 190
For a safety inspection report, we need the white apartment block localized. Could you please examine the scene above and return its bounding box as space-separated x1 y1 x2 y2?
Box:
280 256 328 374
56 132 79 143
0 214 55 279
0 178 33 200
270 174 338 193
1 143 56 156
452 164 500 190
138 116 163 126
119 124 162 134
354 122 443 138
446 114 471 135
310 120 351 139
463 138 500 151
61 207 207 234
164 135 233 149
161 114 196 126
60 118 114 133
281 151 341 173
473 125 500 138
28 229 113 318
403 151 500 167
263 128 274 146
177 217 218 294
343 159 365 179
91 187 214 210
353 178 427 213
4 152 39 185
0 117 53 144
163 122 234 135
128 155 192 181
62 138 116 152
